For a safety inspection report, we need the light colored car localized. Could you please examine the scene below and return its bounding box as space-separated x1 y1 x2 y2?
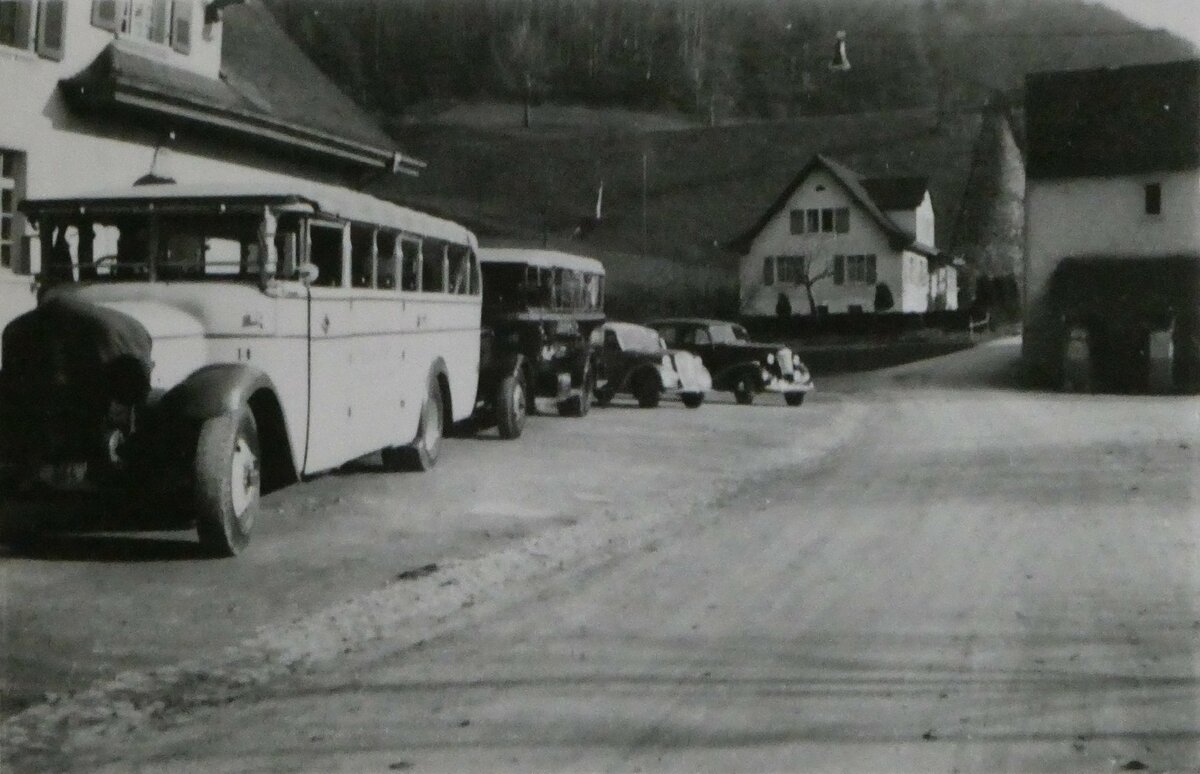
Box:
592 321 713 408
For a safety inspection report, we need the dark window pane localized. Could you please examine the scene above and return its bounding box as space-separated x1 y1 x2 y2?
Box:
1 188 12 212
0 151 11 178
821 209 834 232
1145 183 1162 215
806 210 819 232
1 243 10 267
1 216 10 239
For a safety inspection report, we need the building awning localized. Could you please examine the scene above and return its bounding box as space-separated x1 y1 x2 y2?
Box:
60 42 423 175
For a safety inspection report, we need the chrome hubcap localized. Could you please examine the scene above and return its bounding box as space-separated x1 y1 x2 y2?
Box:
230 436 259 528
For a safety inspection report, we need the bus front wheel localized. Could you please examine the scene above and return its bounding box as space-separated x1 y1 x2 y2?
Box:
194 408 261 557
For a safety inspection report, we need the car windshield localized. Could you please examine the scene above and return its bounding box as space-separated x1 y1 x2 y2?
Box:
708 324 749 344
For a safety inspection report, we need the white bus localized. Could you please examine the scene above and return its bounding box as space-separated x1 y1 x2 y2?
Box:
0 182 481 555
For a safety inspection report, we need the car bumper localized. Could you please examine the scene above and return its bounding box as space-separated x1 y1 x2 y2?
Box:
761 373 814 394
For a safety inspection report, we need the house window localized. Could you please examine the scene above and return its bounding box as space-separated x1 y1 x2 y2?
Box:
94 0 192 52
0 149 22 270
775 255 806 284
795 207 850 235
846 254 876 284
833 254 876 285
1145 183 1162 216
762 256 774 285
1 0 65 60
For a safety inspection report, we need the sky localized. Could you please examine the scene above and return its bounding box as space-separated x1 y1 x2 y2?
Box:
1094 0 1200 47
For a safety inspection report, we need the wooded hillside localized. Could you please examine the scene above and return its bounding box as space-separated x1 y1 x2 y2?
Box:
265 0 1195 124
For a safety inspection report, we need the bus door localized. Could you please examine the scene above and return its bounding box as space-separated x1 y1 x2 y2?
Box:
303 219 359 473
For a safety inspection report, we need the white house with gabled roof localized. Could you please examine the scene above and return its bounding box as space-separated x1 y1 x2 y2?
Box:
728 154 958 317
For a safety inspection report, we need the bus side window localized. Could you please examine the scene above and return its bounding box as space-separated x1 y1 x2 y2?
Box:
350 225 376 289
308 222 344 287
377 231 398 290
275 230 298 279
422 240 446 293
448 244 471 295
468 248 480 295
400 238 420 291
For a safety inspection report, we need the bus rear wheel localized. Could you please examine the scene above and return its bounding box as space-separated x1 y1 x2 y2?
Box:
383 378 444 471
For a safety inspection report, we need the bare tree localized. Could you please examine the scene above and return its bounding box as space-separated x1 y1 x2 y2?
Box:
497 14 550 128
797 257 833 315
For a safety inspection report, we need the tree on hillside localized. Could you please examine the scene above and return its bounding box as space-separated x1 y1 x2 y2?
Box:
496 13 551 128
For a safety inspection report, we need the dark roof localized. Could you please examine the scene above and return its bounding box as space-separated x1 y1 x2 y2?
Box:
1025 59 1200 180
860 176 929 210
726 154 926 254
60 1 411 173
219 1 394 153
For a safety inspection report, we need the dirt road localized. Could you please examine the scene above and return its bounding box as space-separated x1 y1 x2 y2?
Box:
4 338 1198 773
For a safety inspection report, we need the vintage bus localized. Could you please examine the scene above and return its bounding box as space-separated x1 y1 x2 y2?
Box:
0 182 481 556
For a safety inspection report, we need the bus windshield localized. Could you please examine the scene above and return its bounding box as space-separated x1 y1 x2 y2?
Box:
33 211 302 283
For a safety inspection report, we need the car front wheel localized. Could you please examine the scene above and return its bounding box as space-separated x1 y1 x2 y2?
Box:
681 392 704 409
194 408 261 557
733 378 755 405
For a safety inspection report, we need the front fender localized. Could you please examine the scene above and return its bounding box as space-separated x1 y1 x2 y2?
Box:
159 363 277 422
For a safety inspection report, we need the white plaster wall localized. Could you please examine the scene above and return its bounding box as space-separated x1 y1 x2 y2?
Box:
1025 171 1200 307
1022 169 1200 382
739 168 908 316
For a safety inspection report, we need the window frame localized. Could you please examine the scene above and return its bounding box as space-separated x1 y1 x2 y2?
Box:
1 0 64 60
0 149 19 271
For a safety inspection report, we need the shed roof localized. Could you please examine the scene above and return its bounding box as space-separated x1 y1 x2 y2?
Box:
1025 59 1200 180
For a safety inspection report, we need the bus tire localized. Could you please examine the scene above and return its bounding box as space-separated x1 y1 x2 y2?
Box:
194 408 260 557
558 363 593 417
384 377 444 471
495 371 528 440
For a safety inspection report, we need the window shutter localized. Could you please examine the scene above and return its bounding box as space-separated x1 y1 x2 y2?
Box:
92 0 119 30
4 0 34 48
36 0 66 60
835 208 849 233
833 255 845 285
866 255 877 284
789 210 804 235
762 256 774 286
170 0 190 52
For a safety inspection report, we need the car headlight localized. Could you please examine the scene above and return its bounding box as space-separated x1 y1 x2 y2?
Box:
792 354 801 368
661 355 673 370
765 353 775 365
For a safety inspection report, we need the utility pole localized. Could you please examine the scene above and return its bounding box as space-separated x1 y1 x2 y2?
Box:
641 150 648 259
